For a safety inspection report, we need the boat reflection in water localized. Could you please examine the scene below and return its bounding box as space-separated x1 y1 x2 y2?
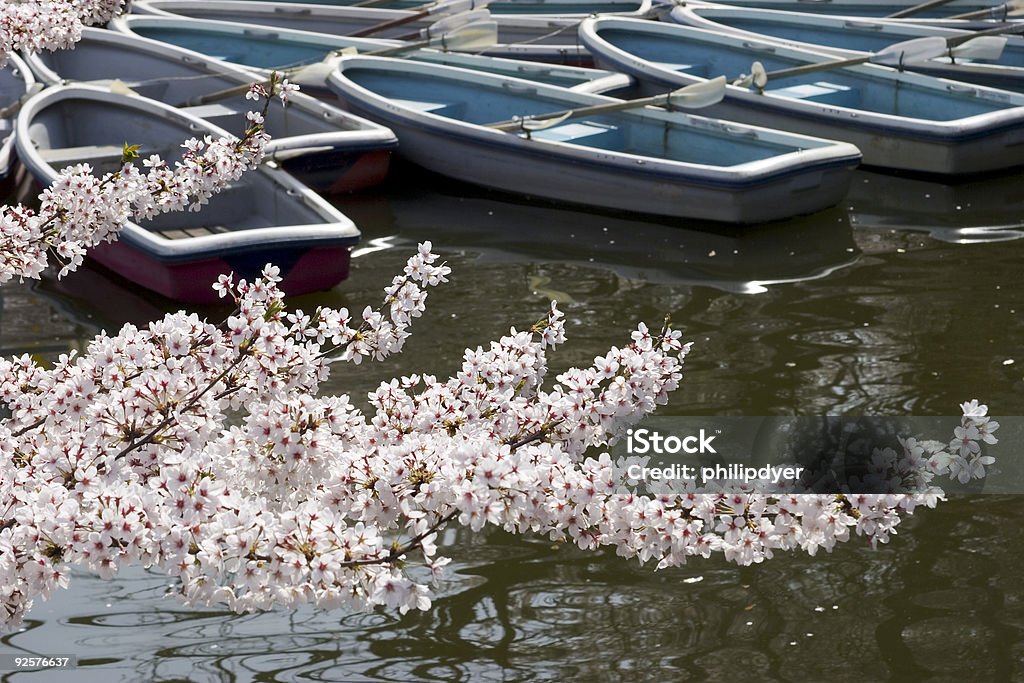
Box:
847 169 1024 245
340 168 863 296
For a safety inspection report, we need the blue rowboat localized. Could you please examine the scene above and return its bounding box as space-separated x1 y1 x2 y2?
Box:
25 27 397 192
128 0 596 65
676 0 1012 20
15 84 361 303
670 5 1024 92
326 56 862 223
22 27 397 195
106 15 632 94
138 0 654 18
1 53 37 192
578 17 1024 174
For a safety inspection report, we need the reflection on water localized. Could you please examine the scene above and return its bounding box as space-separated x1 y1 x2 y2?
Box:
2 499 1022 682
2 165 1024 680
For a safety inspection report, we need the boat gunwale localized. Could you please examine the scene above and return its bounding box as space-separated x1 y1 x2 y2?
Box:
1 53 35 179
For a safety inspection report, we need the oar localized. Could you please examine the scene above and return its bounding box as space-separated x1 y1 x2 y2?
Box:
733 36 949 88
349 0 490 38
486 77 727 133
393 7 489 40
887 0 962 18
184 16 496 106
367 15 498 55
947 0 1024 19
735 28 1022 92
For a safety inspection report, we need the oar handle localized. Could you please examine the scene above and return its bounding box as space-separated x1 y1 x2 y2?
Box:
947 1 1020 19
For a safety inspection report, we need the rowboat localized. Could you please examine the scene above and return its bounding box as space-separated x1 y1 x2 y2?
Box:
578 17 1024 174
128 0 595 65
131 0 653 21
15 85 361 303
1 53 37 193
676 0 1014 20
669 5 1024 92
326 56 862 223
22 27 397 194
107 15 632 94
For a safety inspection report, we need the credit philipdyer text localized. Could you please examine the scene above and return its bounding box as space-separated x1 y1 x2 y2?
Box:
625 428 805 485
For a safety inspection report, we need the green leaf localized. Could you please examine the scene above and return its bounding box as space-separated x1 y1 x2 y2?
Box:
121 142 141 163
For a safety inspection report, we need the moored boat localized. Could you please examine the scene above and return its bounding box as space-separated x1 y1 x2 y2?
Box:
107 15 632 94
143 0 654 18
15 84 361 303
1 53 37 193
669 5 1024 92
128 0 594 65
22 27 397 194
578 17 1024 174
678 0 1014 20
326 56 862 224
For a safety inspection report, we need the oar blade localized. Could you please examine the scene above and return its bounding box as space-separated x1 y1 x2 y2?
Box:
870 36 948 65
429 19 498 51
421 9 491 38
668 76 727 109
951 35 1008 61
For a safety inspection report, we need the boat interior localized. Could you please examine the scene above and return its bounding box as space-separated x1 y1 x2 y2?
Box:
34 37 373 139
684 14 1024 68
346 67 821 166
27 98 333 237
598 28 1021 120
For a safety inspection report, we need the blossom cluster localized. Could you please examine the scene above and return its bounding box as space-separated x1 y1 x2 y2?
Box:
0 244 998 624
0 79 288 284
0 0 124 68
0 1 1002 631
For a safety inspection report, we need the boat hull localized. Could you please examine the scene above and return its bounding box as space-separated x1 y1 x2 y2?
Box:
87 239 352 304
329 58 861 224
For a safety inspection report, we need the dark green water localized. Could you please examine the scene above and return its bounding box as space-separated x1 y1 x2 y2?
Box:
1 164 1023 681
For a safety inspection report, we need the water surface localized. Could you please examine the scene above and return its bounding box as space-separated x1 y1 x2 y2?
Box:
1 164 1022 681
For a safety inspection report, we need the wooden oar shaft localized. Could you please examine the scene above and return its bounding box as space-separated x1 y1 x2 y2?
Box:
947 1 1021 19
761 55 871 82
350 8 429 37
947 19 1024 44
887 0 959 18
488 92 670 131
